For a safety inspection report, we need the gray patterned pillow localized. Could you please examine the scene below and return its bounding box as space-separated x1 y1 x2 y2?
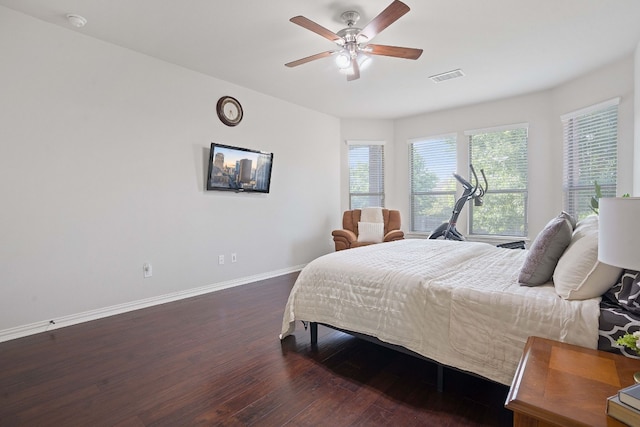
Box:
604 270 640 314
518 214 573 286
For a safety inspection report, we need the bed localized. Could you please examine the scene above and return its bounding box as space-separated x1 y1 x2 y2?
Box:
280 214 636 386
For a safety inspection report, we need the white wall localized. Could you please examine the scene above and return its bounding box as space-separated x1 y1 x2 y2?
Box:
341 54 636 242
0 7 341 335
550 55 635 198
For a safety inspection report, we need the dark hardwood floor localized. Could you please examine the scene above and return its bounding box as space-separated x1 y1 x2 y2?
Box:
0 272 513 426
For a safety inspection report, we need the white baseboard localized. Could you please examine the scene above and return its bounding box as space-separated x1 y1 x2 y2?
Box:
0 265 305 343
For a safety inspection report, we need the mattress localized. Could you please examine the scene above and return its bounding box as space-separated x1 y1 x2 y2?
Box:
280 239 602 385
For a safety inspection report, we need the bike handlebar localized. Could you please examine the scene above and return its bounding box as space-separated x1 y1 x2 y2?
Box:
453 165 488 198
453 173 473 190
479 168 488 193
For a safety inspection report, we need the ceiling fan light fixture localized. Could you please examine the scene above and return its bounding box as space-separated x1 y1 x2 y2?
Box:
335 51 351 69
338 53 371 75
356 54 371 70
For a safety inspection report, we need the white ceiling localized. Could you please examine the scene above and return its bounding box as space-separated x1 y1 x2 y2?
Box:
2 0 640 119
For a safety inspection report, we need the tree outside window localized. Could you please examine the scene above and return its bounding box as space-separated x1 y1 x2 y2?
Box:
409 135 457 232
467 125 528 237
348 142 384 209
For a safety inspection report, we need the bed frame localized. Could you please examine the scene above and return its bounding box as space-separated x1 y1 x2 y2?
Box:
308 321 447 392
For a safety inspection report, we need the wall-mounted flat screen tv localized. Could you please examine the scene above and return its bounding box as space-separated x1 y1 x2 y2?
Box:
206 143 273 193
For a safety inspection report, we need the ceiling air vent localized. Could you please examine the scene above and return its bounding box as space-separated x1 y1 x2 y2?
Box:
429 69 465 83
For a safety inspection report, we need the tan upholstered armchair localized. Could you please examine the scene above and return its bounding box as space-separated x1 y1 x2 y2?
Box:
332 209 404 251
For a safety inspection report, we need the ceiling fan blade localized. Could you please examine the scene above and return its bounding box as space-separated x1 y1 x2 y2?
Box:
358 0 410 42
347 57 360 81
285 51 336 68
290 16 343 44
365 44 423 60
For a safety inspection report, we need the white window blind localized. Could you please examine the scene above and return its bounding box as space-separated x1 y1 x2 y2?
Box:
409 134 457 232
466 124 528 237
348 141 385 209
562 98 619 220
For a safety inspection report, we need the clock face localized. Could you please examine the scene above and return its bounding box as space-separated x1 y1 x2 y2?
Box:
217 96 243 126
224 103 239 120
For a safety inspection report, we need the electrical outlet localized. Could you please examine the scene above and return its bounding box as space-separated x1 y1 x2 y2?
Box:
218 255 225 265
143 263 152 278
231 253 237 263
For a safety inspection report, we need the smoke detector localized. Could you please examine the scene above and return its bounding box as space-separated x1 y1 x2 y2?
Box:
66 14 87 28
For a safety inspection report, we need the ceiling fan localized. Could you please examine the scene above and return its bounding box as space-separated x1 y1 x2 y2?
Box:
285 0 423 81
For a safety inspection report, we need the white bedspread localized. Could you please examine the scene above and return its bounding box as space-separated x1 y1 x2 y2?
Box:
280 239 601 385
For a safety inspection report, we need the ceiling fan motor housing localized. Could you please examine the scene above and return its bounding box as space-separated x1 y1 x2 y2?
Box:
338 10 366 49
337 27 365 59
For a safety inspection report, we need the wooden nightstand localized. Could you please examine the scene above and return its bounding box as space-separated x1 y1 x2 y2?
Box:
505 336 640 427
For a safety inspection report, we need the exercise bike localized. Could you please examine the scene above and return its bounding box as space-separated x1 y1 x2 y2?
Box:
428 164 488 241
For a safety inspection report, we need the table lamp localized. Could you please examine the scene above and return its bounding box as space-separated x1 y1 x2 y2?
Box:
599 197 640 379
599 197 640 274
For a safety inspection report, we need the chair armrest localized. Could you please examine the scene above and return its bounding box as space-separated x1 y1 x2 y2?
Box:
383 230 404 242
332 229 357 242
332 229 357 251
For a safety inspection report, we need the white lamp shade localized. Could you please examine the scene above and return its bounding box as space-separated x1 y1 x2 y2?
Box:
335 52 351 69
598 197 640 270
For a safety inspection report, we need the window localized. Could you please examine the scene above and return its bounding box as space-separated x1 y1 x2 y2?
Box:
348 141 384 209
409 134 457 232
562 98 619 220
466 124 528 237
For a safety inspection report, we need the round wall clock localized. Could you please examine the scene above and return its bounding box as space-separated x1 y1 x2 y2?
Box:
216 96 243 127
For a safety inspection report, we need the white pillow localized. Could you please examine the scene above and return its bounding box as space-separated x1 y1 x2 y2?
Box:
570 214 598 240
357 221 384 243
361 207 384 223
553 215 622 300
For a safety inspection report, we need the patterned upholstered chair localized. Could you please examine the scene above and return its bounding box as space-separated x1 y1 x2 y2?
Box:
331 209 404 251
